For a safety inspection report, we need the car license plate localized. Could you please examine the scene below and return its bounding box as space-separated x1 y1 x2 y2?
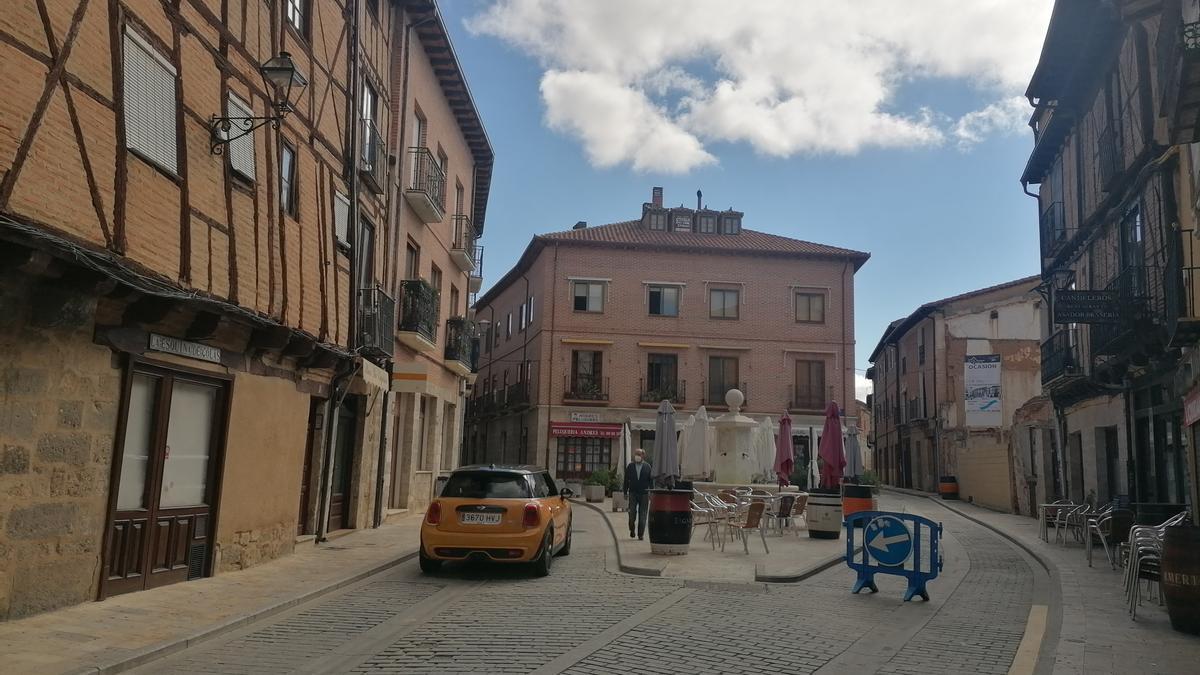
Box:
460 512 502 525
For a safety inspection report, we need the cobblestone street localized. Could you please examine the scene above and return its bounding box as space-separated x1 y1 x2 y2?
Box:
134 494 1038 675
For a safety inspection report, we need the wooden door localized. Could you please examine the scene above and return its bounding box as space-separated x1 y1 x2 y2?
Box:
327 399 357 532
104 366 227 597
298 398 322 536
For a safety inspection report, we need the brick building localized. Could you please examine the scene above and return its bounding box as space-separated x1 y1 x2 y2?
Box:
465 188 868 482
0 0 489 619
868 277 1042 511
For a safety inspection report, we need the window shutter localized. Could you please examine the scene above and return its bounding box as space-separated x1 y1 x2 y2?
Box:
123 30 177 173
226 94 256 180
334 191 350 245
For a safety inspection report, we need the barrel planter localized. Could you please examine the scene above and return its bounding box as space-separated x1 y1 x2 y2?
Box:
807 489 842 539
938 476 959 500
1162 525 1200 635
842 484 876 527
648 488 693 555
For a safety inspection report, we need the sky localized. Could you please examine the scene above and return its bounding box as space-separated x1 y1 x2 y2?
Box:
439 0 1054 400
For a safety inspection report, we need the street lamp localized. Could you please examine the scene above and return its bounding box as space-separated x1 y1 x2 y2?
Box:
209 52 308 154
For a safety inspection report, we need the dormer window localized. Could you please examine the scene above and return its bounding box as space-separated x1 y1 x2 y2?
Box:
696 213 716 233
719 213 742 234
672 213 693 231
646 210 667 231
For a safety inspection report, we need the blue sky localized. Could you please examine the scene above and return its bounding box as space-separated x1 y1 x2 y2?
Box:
440 0 1050 395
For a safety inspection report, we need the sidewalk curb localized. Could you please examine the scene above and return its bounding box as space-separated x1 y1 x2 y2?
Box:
66 547 420 675
574 498 852 584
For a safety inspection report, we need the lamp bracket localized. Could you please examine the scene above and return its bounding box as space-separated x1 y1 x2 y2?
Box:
209 113 282 155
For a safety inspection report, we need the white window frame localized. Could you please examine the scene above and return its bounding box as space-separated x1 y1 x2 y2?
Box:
333 191 351 248
572 280 606 313
123 28 178 174
225 93 256 181
647 284 682 317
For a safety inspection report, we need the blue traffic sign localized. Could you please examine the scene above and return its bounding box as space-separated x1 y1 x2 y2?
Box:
844 510 943 602
865 515 912 567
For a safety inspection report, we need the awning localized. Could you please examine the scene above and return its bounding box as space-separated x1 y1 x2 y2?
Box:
550 422 623 438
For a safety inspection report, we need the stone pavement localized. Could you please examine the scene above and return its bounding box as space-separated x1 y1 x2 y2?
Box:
585 497 846 582
919 493 1200 675
0 514 426 674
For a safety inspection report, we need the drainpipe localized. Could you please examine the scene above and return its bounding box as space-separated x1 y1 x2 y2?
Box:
520 273 531 463
546 243 560 471
347 0 361 344
932 315 940 482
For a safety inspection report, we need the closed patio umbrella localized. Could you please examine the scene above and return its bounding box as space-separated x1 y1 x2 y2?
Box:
818 402 846 490
754 417 776 480
844 425 863 482
653 400 679 487
774 413 794 487
679 414 700 477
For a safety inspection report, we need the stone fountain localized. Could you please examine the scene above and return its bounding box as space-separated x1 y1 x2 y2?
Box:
710 389 758 485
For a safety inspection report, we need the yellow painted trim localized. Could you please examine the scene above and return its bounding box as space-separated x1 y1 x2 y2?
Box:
1007 604 1047 675
637 342 690 349
560 338 615 345
697 344 751 351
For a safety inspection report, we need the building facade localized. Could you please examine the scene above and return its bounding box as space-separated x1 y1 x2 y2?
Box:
868 278 1043 511
1024 0 1200 520
465 188 868 483
0 0 489 620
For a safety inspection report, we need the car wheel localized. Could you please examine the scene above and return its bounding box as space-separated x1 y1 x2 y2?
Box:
533 529 553 577
419 547 441 574
556 518 572 557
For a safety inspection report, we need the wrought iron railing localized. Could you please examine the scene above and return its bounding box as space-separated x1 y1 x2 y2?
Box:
398 278 439 343
443 317 476 370
407 147 446 210
452 215 475 254
359 119 386 194
1041 327 1080 385
639 378 685 404
471 245 484 277
505 381 532 408
1166 227 1200 341
1098 124 1123 191
564 375 608 402
1040 201 1066 259
789 385 823 412
1090 265 1152 355
357 286 395 358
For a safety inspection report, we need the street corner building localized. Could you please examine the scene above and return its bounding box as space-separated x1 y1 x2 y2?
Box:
867 277 1044 511
0 0 492 620
1020 0 1200 522
464 187 869 484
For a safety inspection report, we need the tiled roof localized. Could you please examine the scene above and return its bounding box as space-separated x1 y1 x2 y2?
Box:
537 220 870 263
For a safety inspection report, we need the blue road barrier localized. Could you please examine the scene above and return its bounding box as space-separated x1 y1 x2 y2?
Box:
844 510 943 601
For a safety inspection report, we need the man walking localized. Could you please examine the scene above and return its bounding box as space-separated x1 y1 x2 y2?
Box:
624 449 653 540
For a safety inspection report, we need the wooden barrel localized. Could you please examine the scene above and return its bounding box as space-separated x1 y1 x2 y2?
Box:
807 489 842 539
938 476 959 500
842 484 876 527
648 489 693 555
1162 525 1200 635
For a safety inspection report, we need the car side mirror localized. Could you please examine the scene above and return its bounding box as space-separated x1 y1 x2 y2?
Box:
560 487 574 499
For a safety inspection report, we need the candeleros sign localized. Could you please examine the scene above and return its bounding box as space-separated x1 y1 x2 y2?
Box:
1054 290 1120 324
148 333 222 364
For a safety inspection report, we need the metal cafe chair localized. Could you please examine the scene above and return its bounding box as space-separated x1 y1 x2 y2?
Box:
726 501 769 555
765 493 796 535
690 500 719 550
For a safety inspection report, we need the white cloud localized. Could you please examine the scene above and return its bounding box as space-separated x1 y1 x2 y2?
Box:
467 0 1052 172
855 375 873 402
952 96 1032 150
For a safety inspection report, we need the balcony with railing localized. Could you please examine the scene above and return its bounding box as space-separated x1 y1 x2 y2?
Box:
904 398 926 424
639 379 685 406
443 317 476 376
1040 201 1067 260
1158 3 1200 145
404 147 446 223
1167 226 1200 345
357 286 395 359
505 381 533 410
450 215 477 272
563 375 609 405
1090 265 1153 356
1041 327 1082 386
359 119 386 195
1098 124 1123 192
788 384 823 413
397 279 439 352
469 245 484 293
701 381 747 409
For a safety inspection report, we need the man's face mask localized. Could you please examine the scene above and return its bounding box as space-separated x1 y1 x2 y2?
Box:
634 456 643 463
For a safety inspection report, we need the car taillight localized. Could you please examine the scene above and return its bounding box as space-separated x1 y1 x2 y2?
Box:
426 501 441 525
522 503 540 528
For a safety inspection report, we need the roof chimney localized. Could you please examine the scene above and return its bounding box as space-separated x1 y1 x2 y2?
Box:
696 189 702 210
651 187 663 208
573 221 587 230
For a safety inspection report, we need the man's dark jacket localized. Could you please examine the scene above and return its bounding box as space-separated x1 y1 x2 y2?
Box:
624 461 654 495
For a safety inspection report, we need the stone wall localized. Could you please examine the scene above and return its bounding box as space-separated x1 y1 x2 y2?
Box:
0 271 120 619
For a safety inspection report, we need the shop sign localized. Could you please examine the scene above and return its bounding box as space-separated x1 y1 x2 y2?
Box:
148 333 221 364
1054 290 1121 324
550 421 622 438
965 355 1002 427
570 412 601 423
1185 387 1200 427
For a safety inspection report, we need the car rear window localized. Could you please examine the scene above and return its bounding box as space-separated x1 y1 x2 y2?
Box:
442 472 532 499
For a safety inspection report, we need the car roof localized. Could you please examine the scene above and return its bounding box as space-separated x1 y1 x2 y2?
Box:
453 464 544 475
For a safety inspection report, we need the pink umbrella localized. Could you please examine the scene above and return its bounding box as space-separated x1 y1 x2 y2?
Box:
818 402 845 489
774 412 794 487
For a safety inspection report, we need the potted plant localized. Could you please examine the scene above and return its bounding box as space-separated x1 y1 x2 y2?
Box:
860 470 881 495
584 469 612 503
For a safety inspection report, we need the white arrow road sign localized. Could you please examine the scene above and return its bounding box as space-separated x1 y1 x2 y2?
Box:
869 532 909 552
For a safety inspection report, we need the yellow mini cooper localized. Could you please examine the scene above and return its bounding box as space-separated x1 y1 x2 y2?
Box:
419 465 574 576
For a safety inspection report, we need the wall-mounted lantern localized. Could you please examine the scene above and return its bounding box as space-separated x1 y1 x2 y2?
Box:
209 52 308 154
